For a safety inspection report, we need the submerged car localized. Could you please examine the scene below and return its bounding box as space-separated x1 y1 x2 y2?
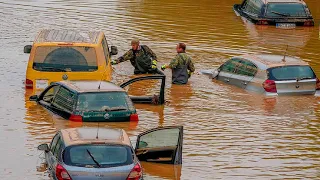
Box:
38 126 183 180
24 29 118 92
233 0 314 27
205 54 320 96
29 75 165 122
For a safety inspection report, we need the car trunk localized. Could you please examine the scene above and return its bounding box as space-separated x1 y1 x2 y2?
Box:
64 164 134 180
267 65 317 95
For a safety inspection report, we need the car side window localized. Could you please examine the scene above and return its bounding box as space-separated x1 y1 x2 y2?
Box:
53 137 63 158
235 59 258 77
50 134 60 152
51 86 76 113
243 0 263 15
102 37 110 64
220 58 241 73
40 85 60 103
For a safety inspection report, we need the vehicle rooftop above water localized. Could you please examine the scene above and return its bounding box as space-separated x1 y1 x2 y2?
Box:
58 81 126 93
34 29 102 44
237 54 309 69
263 0 306 4
60 128 131 146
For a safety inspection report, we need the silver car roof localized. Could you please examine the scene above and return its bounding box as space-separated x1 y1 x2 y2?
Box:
60 127 132 147
233 54 309 70
58 81 126 93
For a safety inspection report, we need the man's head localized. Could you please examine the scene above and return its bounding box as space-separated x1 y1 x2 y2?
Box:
176 43 186 53
131 39 140 51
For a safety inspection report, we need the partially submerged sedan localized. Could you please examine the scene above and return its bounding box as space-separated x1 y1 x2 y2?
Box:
29 75 165 122
38 126 183 180
206 54 320 95
233 0 314 27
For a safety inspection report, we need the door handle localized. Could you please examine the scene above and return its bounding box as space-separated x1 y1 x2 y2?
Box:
224 78 230 82
242 81 247 85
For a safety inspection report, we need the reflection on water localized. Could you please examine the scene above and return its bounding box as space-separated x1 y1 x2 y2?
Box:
1 0 320 179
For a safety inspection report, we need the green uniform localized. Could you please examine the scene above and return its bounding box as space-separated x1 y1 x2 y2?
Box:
117 45 163 75
169 53 195 84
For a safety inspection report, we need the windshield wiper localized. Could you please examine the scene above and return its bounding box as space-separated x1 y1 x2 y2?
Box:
86 149 101 168
105 107 128 112
271 11 290 17
296 77 313 81
39 67 66 72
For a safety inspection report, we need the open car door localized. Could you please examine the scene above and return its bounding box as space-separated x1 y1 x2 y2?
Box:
135 126 183 164
120 75 166 105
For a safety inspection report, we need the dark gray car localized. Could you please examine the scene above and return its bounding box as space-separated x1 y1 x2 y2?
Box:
38 126 183 180
207 54 320 96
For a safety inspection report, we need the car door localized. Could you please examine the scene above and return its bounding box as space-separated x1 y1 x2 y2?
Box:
46 133 60 176
216 59 238 84
50 136 65 179
50 86 77 119
38 84 61 112
230 59 257 89
120 75 166 105
135 126 183 165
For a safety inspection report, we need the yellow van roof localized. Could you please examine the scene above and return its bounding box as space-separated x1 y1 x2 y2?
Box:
34 29 102 44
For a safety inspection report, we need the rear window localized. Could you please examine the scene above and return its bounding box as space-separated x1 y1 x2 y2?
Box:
76 92 134 112
266 3 307 17
63 145 133 168
267 65 316 81
33 46 98 72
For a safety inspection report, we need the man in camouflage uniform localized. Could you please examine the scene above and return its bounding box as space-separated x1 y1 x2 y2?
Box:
112 39 163 75
161 43 195 84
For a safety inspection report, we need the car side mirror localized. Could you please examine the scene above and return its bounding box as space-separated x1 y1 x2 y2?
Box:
29 95 38 101
110 46 118 56
37 144 49 152
24 45 32 53
211 68 220 79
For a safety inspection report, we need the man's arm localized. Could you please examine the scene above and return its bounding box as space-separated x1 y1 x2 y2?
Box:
116 49 134 63
143 45 157 60
188 57 195 72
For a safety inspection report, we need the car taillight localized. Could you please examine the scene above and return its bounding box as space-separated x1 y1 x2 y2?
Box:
257 20 268 25
263 79 277 93
130 113 139 121
316 78 320 90
25 79 33 89
56 164 72 180
69 114 82 122
303 20 314 26
126 163 142 180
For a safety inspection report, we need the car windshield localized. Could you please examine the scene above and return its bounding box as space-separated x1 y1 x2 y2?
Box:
63 145 133 168
267 65 316 81
266 3 307 17
76 92 133 112
33 46 98 72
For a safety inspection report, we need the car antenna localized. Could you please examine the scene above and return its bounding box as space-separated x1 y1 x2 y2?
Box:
98 69 108 90
282 45 289 62
96 122 100 139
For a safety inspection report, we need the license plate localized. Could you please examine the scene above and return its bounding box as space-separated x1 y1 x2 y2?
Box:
276 23 296 29
36 79 48 89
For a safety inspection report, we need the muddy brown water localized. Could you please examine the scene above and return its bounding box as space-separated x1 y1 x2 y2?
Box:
1 0 320 179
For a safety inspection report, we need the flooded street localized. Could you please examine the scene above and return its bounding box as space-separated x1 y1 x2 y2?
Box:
1 0 320 179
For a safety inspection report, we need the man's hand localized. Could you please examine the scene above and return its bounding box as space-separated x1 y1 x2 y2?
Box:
111 60 118 65
151 60 157 69
161 65 167 71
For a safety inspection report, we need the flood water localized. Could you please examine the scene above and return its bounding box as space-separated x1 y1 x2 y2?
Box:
1 0 320 179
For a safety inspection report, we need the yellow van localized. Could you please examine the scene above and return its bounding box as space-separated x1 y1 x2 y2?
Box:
24 29 118 93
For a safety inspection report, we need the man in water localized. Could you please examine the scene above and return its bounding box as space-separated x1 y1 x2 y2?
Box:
161 43 195 84
112 39 163 75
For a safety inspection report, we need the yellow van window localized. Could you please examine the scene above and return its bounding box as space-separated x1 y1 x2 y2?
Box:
33 46 98 72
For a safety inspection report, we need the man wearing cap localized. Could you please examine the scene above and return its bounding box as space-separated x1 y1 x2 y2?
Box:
161 43 195 84
112 39 163 75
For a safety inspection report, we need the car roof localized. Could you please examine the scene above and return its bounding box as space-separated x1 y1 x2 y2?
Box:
263 0 306 4
34 29 102 44
236 54 309 70
60 127 132 147
58 81 126 93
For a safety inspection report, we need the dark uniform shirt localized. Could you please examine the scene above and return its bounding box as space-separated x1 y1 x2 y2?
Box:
169 53 195 72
